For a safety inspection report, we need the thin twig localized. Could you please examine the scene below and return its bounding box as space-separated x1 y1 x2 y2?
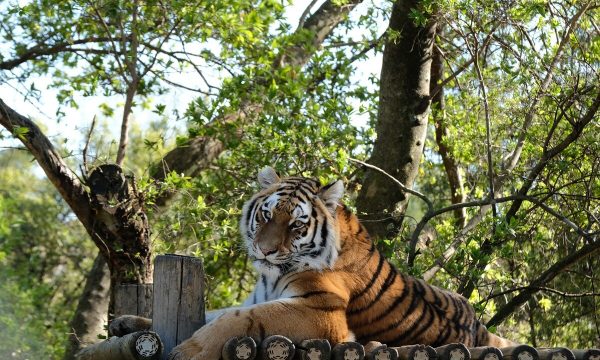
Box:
82 115 97 173
349 157 433 211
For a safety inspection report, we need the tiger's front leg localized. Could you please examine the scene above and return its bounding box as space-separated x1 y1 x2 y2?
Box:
168 295 351 360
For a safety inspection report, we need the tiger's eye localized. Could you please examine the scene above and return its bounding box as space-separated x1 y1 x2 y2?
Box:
292 220 304 229
262 210 271 221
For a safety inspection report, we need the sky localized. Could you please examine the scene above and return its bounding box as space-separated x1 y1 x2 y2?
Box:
0 0 383 163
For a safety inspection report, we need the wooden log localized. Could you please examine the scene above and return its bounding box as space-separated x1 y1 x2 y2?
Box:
152 254 205 360
260 335 295 360
538 348 575 360
332 342 365 360
76 330 163 360
392 344 437 360
222 336 258 360
114 284 153 318
297 339 332 360
435 343 470 360
366 344 399 360
571 349 600 360
469 347 503 360
501 345 539 360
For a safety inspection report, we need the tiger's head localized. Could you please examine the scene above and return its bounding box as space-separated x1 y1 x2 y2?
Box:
240 166 344 278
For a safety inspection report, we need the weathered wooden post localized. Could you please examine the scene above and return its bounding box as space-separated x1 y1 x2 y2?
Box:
114 284 154 319
152 254 205 359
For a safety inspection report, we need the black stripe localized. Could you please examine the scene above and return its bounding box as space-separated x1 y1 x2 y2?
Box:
357 277 422 341
350 253 384 301
290 290 332 299
348 266 397 316
258 323 266 341
432 320 453 347
272 274 283 293
319 220 328 248
245 197 259 229
261 275 267 301
388 299 433 345
306 304 345 312
296 186 312 201
280 276 301 294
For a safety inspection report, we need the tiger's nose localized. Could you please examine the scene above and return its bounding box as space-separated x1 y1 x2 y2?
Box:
260 247 277 256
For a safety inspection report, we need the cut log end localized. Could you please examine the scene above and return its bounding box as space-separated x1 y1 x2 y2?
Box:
260 335 295 360
222 336 258 360
436 343 471 360
501 345 539 360
76 330 163 360
298 339 332 360
332 342 365 360
538 348 575 360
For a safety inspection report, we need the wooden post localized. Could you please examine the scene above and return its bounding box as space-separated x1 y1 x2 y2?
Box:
114 284 153 318
152 254 205 359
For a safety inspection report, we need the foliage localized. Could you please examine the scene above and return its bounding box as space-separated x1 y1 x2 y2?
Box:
0 150 93 359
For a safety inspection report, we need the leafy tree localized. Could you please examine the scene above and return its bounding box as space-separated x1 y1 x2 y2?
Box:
0 0 599 357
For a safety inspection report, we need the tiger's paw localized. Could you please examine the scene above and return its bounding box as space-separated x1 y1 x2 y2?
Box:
168 339 219 360
168 322 233 360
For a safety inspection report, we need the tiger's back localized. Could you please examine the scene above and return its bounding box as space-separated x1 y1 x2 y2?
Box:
330 205 512 347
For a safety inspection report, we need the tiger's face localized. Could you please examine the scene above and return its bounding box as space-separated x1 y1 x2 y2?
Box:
240 167 344 278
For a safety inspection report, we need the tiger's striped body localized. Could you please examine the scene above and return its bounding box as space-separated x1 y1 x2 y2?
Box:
170 168 514 359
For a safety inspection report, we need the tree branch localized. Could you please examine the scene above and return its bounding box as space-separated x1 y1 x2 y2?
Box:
151 0 364 205
0 36 117 70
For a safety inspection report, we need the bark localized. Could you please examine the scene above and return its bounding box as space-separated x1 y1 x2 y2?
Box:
64 253 111 360
430 42 466 228
150 0 364 206
355 1 437 239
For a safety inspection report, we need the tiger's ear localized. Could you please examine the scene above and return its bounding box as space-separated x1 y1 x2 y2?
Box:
257 166 280 189
319 180 344 214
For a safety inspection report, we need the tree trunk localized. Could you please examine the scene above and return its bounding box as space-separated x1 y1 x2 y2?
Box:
355 1 437 239
64 253 111 360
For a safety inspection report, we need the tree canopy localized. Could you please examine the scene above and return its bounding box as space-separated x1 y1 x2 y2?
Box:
0 0 598 358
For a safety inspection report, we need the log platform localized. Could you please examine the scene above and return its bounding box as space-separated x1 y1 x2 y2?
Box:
221 336 599 360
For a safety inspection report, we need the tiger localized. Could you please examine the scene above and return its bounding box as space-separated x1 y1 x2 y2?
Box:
113 166 516 360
